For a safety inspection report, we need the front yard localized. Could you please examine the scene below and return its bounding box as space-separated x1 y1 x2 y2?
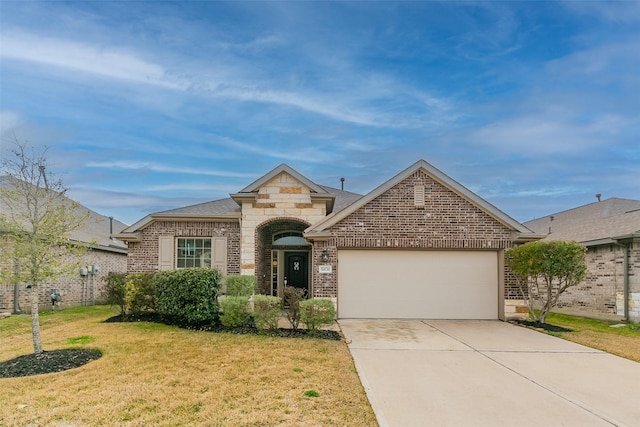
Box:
525 312 640 363
0 306 377 426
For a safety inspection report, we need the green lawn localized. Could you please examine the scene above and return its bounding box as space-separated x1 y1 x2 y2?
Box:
535 312 640 362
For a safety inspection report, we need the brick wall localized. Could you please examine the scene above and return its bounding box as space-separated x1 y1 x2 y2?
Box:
0 247 126 313
548 242 640 321
313 170 516 299
126 220 240 274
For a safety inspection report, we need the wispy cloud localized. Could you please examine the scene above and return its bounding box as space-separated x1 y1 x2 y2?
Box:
1 30 187 90
85 161 257 179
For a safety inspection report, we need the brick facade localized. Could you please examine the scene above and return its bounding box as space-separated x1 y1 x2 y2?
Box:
313 170 517 301
126 220 240 274
550 242 640 321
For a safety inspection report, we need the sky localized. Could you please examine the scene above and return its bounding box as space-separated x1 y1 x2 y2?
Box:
1 1 638 226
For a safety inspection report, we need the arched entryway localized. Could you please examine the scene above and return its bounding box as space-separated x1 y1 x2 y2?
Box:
255 219 311 296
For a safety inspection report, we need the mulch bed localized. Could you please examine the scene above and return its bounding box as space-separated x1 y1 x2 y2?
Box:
0 349 102 379
105 313 343 341
510 319 573 333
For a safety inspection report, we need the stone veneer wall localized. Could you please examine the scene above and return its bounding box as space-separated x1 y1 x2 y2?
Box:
126 220 240 274
239 172 327 276
312 170 518 301
0 247 126 313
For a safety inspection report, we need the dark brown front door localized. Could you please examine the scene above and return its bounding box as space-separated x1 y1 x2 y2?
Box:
284 252 308 294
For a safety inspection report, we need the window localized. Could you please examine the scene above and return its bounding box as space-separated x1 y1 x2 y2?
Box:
176 238 211 268
273 230 303 242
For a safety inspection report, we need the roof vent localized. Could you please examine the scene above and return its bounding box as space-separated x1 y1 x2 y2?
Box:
596 193 602 202
414 185 425 208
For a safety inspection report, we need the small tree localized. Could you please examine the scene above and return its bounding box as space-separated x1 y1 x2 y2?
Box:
506 240 587 324
0 137 90 354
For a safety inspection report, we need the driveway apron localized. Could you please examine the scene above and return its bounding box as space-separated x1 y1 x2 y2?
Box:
338 319 640 427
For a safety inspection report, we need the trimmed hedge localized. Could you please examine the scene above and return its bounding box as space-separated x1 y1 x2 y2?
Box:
299 299 336 331
224 275 257 296
153 268 222 326
252 295 282 331
220 296 252 327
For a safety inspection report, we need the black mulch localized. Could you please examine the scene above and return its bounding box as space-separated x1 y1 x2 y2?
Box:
510 319 573 333
0 349 102 379
105 313 343 341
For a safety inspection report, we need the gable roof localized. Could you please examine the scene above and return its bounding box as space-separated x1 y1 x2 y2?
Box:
236 163 330 195
0 175 128 253
524 198 640 245
305 159 539 240
230 163 338 213
114 166 363 242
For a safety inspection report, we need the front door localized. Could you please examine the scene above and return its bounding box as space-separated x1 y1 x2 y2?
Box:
284 252 308 295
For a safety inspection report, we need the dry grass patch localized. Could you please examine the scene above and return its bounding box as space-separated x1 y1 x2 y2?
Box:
0 306 377 426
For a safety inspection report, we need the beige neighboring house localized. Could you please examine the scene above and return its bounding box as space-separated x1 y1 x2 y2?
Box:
525 198 640 322
0 176 128 314
115 160 541 320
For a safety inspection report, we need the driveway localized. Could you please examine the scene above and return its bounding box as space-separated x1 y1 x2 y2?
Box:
338 319 640 427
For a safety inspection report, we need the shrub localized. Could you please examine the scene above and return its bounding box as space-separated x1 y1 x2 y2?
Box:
103 272 127 317
252 295 282 331
153 268 221 326
103 272 156 320
283 287 306 330
125 273 156 316
224 275 257 296
300 299 336 331
220 296 252 327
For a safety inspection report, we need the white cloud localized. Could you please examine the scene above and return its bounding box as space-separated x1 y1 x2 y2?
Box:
1 30 187 90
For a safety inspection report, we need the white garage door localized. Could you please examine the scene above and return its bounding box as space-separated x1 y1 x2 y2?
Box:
338 250 499 319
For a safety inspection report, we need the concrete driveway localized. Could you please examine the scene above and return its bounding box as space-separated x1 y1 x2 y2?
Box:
338 319 640 427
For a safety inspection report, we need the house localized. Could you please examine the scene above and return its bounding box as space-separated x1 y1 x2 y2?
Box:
0 176 128 313
114 160 541 319
524 198 640 322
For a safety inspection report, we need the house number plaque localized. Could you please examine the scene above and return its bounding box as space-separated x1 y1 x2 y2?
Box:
318 265 332 274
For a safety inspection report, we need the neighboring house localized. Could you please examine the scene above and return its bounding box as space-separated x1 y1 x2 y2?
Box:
114 160 541 320
0 176 128 313
525 198 640 322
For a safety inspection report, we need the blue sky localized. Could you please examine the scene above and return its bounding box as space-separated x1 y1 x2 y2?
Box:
1 1 638 226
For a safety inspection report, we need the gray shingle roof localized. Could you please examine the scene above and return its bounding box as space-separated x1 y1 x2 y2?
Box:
0 176 127 253
151 185 362 218
158 198 241 216
524 198 640 244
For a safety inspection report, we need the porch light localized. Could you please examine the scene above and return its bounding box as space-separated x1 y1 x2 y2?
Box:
321 250 329 263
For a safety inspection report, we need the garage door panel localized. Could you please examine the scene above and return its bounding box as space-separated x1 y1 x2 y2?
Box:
338 250 498 319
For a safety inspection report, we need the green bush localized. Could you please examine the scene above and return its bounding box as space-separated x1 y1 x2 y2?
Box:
125 273 156 316
283 287 306 330
103 272 127 317
220 296 252 327
299 299 336 331
224 275 257 296
252 295 282 331
153 268 221 326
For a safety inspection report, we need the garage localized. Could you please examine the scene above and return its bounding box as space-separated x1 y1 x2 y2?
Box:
337 250 499 319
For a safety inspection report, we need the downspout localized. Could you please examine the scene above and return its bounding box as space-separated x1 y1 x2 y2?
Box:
613 240 630 322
